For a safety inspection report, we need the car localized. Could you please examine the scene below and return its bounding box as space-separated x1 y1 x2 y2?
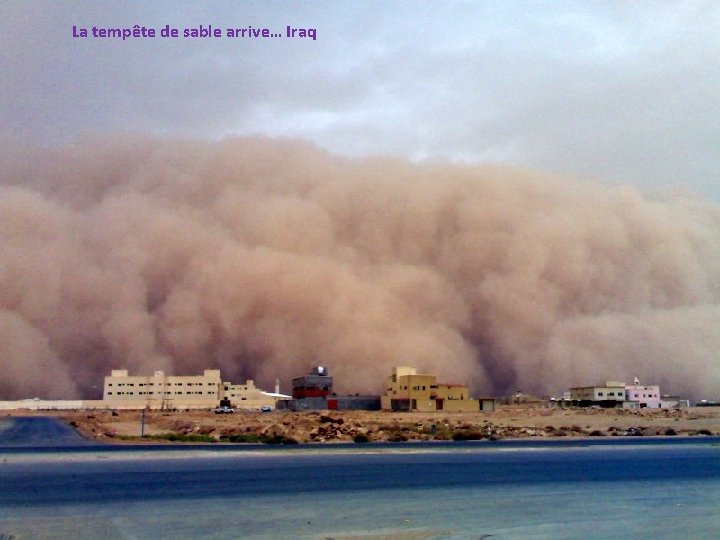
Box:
260 405 274 412
213 406 235 414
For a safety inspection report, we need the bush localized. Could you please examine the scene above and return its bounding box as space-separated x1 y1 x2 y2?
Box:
452 431 483 441
264 435 298 444
146 433 216 443
219 433 298 444
353 433 369 443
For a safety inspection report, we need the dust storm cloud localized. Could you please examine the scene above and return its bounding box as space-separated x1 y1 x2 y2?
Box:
1 136 718 400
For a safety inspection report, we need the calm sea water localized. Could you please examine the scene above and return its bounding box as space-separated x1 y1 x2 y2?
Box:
1 438 719 539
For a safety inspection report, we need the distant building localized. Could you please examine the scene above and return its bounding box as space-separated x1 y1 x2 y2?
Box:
624 383 681 409
568 381 627 407
380 366 495 412
102 369 280 410
292 366 333 398
567 379 683 409
283 366 381 411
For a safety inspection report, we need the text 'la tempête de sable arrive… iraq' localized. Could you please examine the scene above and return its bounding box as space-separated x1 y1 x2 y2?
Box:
72 24 317 41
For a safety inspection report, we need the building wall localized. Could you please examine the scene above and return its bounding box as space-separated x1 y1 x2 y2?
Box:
283 397 328 411
292 366 333 399
222 380 276 410
0 400 86 410
381 366 485 412
103 369 222 407
624 385 671 408
329 396 382 411
102 369 276 410
569 382 626 403
478 398 496 412
568 381 681 409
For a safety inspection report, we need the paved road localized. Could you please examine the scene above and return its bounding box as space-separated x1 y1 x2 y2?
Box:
0 416 98 447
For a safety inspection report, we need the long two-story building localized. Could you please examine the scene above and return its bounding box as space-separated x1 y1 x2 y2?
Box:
103 369 281 410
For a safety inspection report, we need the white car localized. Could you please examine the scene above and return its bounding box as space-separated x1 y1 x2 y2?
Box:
213 406 235 414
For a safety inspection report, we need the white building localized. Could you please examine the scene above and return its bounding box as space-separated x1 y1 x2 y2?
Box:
102 369 282 410
567 379 682 409
568 381 627 404
624 382 679 409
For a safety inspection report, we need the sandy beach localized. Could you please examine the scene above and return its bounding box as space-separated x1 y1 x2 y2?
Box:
4 405 719 444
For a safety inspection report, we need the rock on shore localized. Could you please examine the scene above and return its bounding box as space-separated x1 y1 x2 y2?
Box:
5 406 718 445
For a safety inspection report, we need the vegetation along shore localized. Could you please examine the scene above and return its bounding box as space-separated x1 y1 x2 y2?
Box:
4 406 719 445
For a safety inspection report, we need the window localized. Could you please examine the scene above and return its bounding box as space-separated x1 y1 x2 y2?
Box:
598 392 604 396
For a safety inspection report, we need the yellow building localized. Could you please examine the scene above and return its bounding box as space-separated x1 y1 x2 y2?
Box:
381 366 494 412
102 369 279 410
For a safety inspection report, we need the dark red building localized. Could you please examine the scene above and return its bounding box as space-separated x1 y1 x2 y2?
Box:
292 366 333 399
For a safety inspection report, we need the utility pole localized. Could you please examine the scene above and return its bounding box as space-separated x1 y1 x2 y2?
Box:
140 407 146 437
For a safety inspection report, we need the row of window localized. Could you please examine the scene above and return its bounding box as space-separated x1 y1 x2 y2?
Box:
108 382 217 387
107 391 217 396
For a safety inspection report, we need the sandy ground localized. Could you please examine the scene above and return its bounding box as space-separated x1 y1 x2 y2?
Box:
3 405 719 444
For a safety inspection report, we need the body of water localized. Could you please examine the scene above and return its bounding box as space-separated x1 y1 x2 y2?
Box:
1 419 719 539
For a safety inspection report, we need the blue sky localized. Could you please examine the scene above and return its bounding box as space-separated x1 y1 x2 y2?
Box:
2 0 719 199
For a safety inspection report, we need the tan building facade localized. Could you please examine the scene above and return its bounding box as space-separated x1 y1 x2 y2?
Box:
103 369 277 410
222 380 280 409
381 366 494 412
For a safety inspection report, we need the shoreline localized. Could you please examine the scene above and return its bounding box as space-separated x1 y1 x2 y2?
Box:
3 405 719 445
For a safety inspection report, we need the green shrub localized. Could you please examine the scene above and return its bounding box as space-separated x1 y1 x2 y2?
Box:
452 431 483 441
219 433 298 444
353 433 369 443
146 433 216 443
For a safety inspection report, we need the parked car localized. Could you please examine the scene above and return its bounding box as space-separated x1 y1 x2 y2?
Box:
260 405 274 412
213 406 235 414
